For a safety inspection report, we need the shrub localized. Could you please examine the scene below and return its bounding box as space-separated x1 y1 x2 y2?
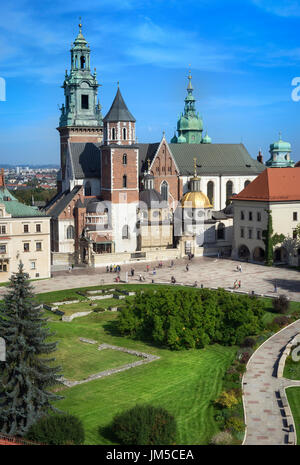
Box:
239 352 251 365
273 315 290 327
272 295 290 314
26 414 85 445
241 337 256 348
117 288 264 350
210 431 233 445
109 405 177 445
225 417 245 433
215 391 239 409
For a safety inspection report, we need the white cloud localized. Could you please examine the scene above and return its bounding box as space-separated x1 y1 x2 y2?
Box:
251 0 300 17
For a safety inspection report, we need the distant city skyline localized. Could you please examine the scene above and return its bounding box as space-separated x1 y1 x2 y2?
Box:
0 0 300 164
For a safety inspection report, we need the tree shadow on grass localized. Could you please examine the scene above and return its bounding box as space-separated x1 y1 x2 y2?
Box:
98 424 119 444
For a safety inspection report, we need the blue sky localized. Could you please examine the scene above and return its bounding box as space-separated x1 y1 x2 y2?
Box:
0 0 300 165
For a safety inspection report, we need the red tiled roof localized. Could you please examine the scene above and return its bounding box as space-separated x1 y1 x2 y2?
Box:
234 167 300 202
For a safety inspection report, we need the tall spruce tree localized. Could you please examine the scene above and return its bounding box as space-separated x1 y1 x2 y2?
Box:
0 262 62 436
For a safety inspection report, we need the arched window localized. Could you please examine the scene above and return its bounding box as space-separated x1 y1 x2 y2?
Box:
161 181 169 201
207 181 214 206
80 55 85 69
217 223 225 240
226 180 233 201
66 225 75 239
123 175 127 188
122 225 129 239
123 127 127 140
112 127 116 140
123 154 127 165
85 181 91 196
244 180 251 188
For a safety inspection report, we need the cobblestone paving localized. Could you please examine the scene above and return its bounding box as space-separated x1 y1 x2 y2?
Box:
243 320 300 445
1 257 298 300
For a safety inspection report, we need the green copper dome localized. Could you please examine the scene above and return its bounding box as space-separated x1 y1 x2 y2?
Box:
266 133 294 168
202 132 212 144
171 71 204 144
177 132 187 143
270 135 291 152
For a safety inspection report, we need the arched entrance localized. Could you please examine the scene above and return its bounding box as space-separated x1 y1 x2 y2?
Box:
253 247 265 262
238 244 250 260
274 247 288 263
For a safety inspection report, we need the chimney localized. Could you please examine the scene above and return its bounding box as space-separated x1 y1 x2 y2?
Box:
257 150 263 164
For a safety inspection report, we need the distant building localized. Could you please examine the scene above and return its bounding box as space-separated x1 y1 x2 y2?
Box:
0 169 51 282
232 167 300 265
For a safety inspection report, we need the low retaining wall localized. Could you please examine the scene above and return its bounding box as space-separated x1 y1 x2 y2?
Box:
61 341 160 387
62 311 93 322
277 334 300 378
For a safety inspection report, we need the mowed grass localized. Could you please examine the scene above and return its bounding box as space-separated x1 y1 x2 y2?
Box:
53 342 142 382
286 387 300 445
48 312 236 445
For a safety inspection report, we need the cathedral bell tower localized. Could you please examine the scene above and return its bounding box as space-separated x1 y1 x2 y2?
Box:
57 20 103 192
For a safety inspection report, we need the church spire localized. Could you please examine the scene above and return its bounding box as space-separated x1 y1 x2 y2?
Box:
171 70 204 144
59 21 103 128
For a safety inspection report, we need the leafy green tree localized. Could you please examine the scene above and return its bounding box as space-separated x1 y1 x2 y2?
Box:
0 263 62 436
262 210 285 266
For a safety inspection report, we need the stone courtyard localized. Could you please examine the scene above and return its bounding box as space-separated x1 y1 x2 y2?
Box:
1 256 298 300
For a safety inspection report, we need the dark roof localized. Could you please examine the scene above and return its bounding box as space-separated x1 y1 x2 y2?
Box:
103 88 136 122
46 186 82 218
138 143 160 174
69 143 101 179
168 143 265 176
139 189 167 208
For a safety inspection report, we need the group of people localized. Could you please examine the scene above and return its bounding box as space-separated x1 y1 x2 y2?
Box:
107 264 121 273
233 279 242 289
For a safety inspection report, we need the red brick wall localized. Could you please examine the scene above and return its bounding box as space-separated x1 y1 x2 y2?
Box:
150 141 182 204
101 147 139 204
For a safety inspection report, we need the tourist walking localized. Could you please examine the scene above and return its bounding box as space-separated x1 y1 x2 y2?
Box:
238 280 241 288
131 268 135 277
239 264 242 272
146 264 150 272
186 263 189 272
274 280 278 293
171 276 176 284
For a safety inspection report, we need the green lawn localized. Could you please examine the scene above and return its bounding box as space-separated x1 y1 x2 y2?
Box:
53 342 142 382
286 387 300 445
58 296 135 316
38 284 300 445
283 347 300 380
48 311 236 445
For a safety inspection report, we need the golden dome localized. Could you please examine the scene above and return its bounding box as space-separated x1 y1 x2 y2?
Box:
180 191 212 209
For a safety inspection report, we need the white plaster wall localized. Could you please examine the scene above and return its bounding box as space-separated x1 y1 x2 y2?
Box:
111 202 139 253
58 219 75 253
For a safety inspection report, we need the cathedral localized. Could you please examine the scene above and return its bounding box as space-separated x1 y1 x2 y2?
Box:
46 23 265 268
